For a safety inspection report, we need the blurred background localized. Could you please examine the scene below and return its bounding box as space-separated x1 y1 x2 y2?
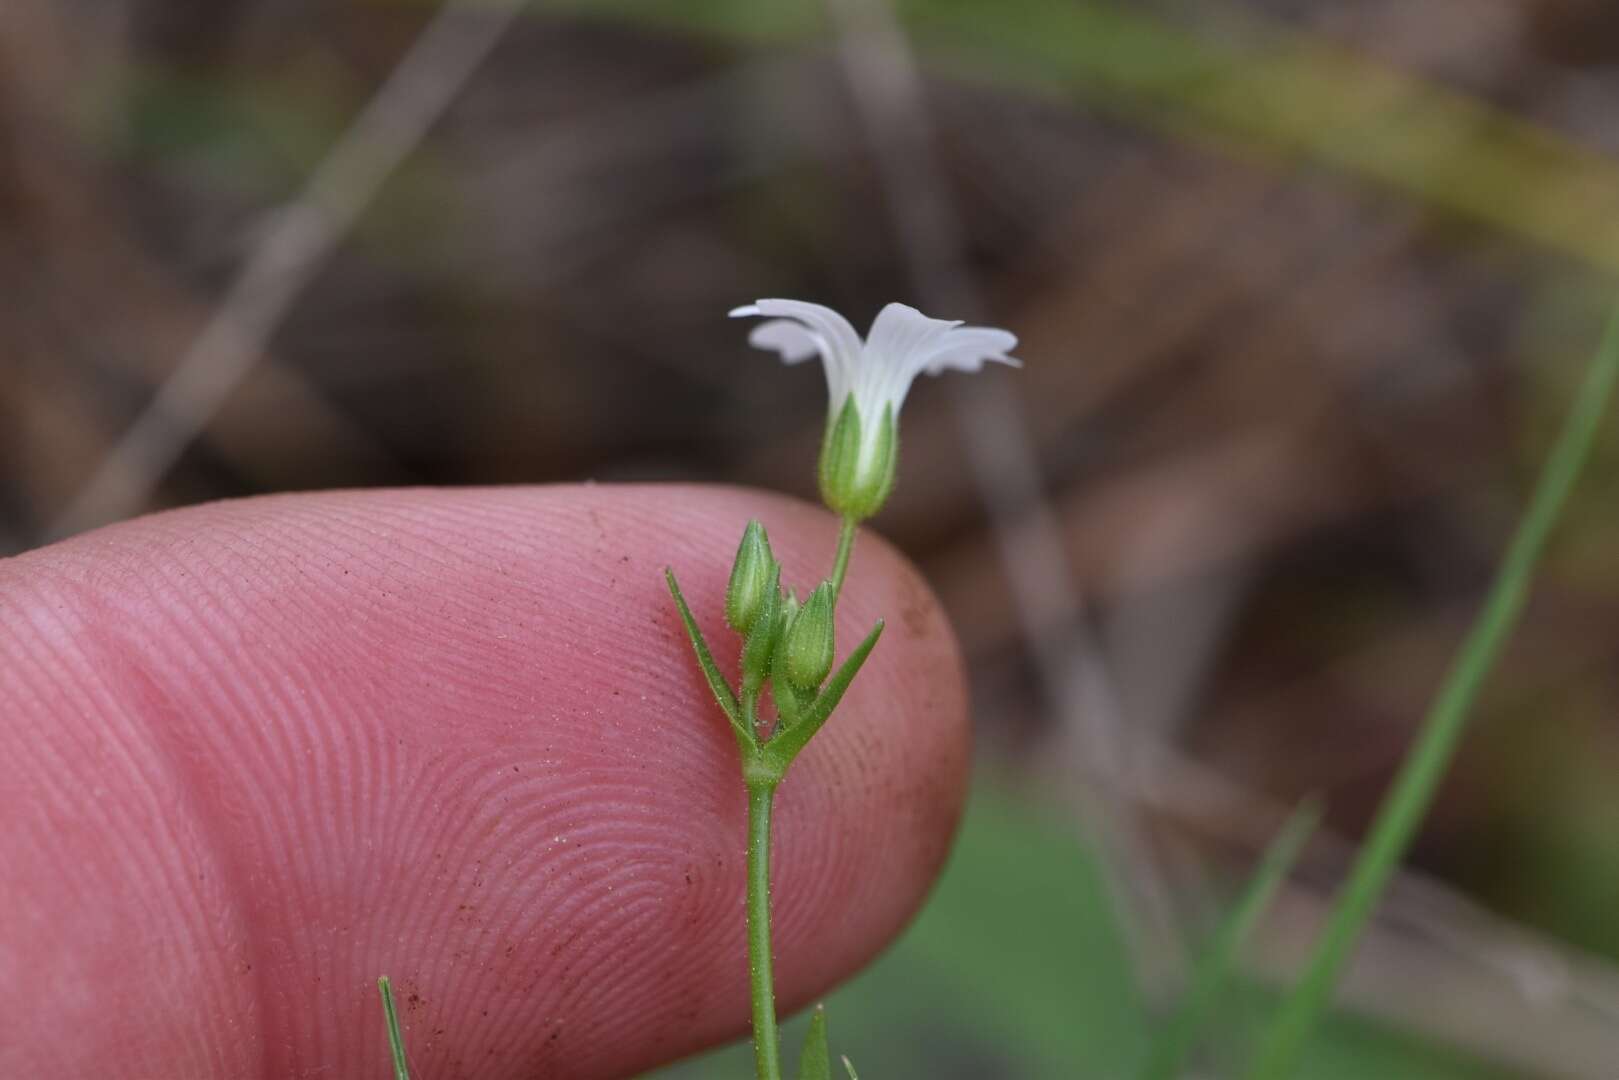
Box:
6 0 1619 1076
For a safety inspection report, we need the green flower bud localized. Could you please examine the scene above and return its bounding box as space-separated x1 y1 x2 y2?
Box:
725 520 774 633
818 397 897 522
775 588 800 646
782 580 836 691
739 561 781 699
770 590 811 727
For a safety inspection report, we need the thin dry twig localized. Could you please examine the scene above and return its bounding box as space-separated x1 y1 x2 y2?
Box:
46 0 530 542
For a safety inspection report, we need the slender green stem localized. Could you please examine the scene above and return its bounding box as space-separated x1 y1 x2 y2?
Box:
746 782 783 1080
829 516 858 600
377 976 411 1080
1246 307 1619 1080
743 686 761 744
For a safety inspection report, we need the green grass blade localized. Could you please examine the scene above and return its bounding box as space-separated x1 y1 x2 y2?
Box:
1137 799 1321 1080
377 976 411 1080
1246 306 1619 1080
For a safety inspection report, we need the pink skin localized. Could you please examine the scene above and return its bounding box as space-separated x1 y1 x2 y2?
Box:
0 485 970 1079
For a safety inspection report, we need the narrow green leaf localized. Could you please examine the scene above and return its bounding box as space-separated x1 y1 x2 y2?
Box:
664 568 749 747
377 976 411 1080
764 620 883 771
1247 305 1619 1080
1136 799 1320 1080
797 1004 832 1080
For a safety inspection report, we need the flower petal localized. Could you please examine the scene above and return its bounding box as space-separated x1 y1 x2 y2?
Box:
922 327 1021 375
733 299 864 405
860 303 964 415
864 303 961 367
747 320 821 364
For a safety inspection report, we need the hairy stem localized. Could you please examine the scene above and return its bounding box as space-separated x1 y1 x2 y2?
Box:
830 516 858 600
746 782 783 1080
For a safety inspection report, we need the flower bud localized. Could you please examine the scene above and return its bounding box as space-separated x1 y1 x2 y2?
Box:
782 580 836 691
725 520 774 634
770 590 811 727
818 398 897 522
739 561 781 699
775 588 800 645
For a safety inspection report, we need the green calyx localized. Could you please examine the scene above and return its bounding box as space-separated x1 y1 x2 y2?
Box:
739 559 782 701
770 590 813 728
818 397 897 522
726 519 775 634
782 581 836 691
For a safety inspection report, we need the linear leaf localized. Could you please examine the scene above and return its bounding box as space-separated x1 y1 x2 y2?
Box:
764 619 882 770
377 976 412 1080
664 568 748 746
797 1004 831 1080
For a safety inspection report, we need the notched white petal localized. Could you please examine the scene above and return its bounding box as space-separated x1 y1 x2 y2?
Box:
749 300 861 355
865 302 961 363
923 327 1022 374
732 298 865 404
748 320 821 364
864 304 965 414
730 297 1020 430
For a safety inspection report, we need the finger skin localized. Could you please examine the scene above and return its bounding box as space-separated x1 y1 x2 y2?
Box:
0 485 969 1079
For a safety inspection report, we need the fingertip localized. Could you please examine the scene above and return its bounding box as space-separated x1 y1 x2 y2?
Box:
1 484 970 1078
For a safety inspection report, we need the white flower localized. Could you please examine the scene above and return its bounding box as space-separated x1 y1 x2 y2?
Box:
730 299 1019 518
